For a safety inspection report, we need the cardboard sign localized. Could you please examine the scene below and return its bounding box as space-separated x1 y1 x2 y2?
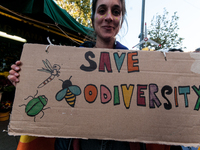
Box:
8 44 200 146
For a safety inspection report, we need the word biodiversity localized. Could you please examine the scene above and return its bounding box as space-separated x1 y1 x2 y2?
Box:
83 83 200 110
77 51 200 110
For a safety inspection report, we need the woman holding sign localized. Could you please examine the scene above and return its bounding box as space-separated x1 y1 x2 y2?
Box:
8 0 128 83
8 0 172 150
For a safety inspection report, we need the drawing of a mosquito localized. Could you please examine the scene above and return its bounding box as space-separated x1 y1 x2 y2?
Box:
37 59 61 88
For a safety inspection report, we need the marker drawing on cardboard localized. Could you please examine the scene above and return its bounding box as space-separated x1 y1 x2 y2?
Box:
19 90 50 122
10 44 200 146
56 76 81 107
37 59 61 88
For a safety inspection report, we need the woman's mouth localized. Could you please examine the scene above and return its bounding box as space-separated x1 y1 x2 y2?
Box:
102 26 113 30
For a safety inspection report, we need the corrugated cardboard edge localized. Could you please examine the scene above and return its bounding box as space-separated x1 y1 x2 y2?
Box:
7 114 200 148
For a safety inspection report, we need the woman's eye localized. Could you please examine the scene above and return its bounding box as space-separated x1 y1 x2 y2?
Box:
112 10 120 16
98 9 105 15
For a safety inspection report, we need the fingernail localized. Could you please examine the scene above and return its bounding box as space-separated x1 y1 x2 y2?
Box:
15 67 19 70
14 73 19 76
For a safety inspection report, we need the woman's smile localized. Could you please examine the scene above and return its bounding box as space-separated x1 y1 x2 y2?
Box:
102 25 114 30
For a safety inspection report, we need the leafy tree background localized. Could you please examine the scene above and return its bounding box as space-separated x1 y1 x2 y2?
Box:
55 0 92 27
147 8 185 50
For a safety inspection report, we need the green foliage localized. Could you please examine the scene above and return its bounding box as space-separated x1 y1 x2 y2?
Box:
147 8 185 50
55 0 92 27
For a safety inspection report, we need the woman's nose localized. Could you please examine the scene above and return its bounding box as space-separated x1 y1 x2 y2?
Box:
105 11 113 22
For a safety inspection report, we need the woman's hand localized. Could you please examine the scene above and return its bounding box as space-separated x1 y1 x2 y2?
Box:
8 61 22 86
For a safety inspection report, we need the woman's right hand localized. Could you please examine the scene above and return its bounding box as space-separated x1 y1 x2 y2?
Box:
8 61 22 86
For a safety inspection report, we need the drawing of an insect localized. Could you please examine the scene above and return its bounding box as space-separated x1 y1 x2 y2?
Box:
56 76 81 107
19 90 50 122
37 59 61 88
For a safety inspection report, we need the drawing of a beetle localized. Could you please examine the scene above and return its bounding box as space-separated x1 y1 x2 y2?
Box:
19 90 50 122
37 59 61 88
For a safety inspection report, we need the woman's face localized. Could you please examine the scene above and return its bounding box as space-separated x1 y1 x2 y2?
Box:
93 0 122 42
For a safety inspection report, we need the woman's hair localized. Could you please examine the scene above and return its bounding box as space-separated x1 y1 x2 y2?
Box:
91 0 127 27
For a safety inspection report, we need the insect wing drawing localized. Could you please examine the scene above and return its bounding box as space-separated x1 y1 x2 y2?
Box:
37 59 61 88
56 76 81 107
56 88 68 101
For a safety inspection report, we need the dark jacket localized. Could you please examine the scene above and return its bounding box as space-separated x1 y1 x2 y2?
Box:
79 41 128 50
